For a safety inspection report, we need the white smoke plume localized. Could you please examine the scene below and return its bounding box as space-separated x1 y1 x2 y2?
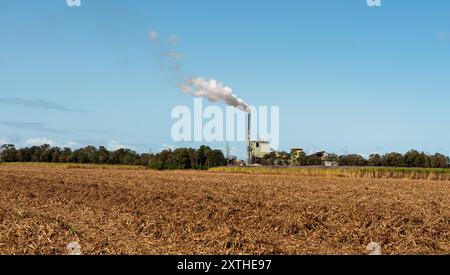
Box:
168 35 181 45
148 29 250 112
180 77 250 112
167 50 183 60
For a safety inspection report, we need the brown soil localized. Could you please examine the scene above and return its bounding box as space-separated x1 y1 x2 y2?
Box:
0 164 449 255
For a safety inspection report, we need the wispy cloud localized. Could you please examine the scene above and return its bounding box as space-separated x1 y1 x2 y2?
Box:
25 137 58 147
25 137 81 149
168 35 181 45
0 121 70 133
149 30 160 42
0 98 87 113
438 31 449 40
63 141 82 149
167 50 184 60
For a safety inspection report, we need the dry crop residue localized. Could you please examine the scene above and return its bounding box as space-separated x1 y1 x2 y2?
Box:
0 164 449 255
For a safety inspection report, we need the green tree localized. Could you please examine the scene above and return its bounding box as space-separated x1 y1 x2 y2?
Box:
148 154 164 170
173 148 192 169
403 150 425 167
17 147 34 162
291 150 307 166
0 144 17 162
306 155 323 166
83 146 99 164
382 152 405 167
338 154 367 166
368 154 383 166
98 146 109 164
429 153 449 168
70 147 91 163
58 147 72 163
38 144 53 162
51 147 62 162
122 149 139 165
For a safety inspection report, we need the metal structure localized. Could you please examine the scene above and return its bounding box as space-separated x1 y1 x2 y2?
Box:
247 112 252 164
250 140 272 160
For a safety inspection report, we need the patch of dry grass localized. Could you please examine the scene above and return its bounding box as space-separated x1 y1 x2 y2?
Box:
210 166 450 181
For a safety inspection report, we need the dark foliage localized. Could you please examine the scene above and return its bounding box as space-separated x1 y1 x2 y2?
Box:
0 144 226 170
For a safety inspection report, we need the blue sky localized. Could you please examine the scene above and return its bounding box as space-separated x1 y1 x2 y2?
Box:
0 0 449 158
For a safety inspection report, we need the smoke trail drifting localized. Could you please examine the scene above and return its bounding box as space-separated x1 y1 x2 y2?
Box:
148 29 250 112
149 30 160 42
180 78 250 112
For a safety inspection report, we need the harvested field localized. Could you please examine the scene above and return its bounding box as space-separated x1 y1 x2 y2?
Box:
0 163 449 255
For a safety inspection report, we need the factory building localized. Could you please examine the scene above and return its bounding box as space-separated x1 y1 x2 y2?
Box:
249 140 272 161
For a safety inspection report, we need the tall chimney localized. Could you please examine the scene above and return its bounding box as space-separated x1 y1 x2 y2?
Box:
247 112 251 165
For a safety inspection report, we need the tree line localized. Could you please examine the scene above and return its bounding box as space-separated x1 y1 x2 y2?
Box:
288 150 449 168
1 144 449 169
0 144 226 170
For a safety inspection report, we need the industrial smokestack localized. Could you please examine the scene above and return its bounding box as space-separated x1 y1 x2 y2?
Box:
148 30 254 164
247 112 251 165
180 77 252 164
